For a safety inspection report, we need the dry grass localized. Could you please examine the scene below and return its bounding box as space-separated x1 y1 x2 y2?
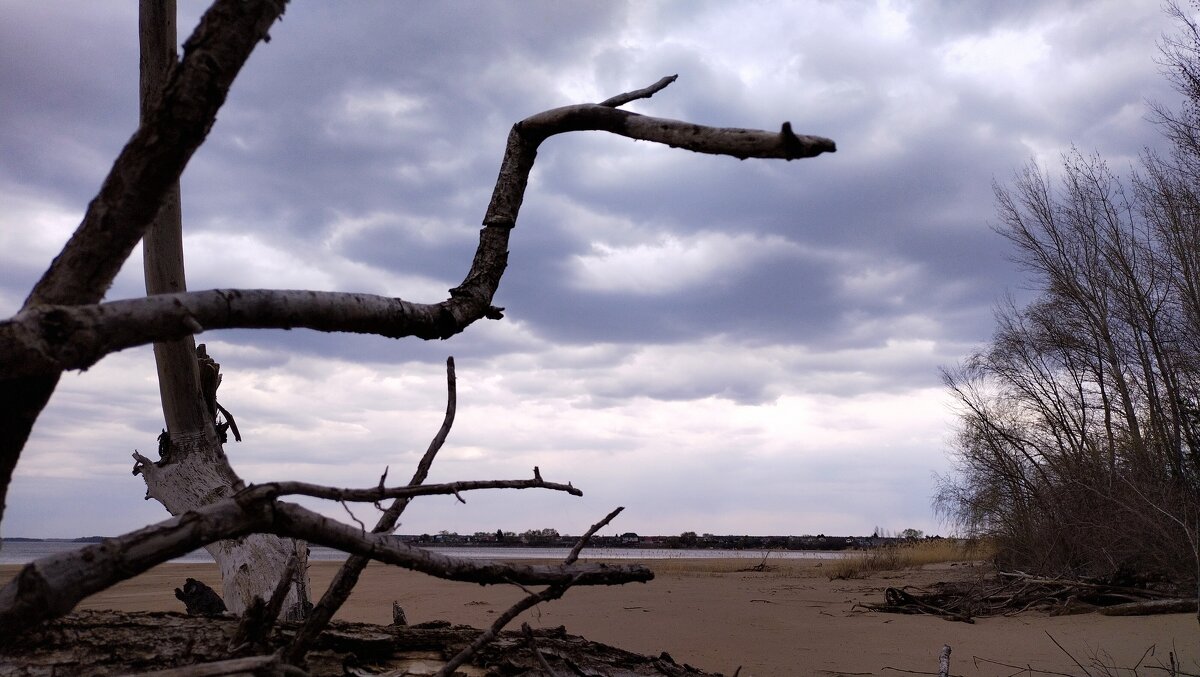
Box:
826 539 993 580
574 556 823 578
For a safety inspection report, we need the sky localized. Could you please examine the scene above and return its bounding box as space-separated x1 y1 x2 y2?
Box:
0 1 1185 540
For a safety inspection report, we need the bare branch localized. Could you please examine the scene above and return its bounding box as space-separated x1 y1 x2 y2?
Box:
435 578 578 677
0 0 288 526
284 358 456 664
27 0 287 309
567 506 624 564
146 470 582 504
0 493 651 635
0 290 493 378
598 74 678 107
436 505 631 675
485 80 834 231
0 80 834 385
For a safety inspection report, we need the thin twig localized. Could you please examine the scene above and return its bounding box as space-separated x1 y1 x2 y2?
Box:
1046 631 1094 677
284 357 457 664
340 501 365 534
567 506 624 564
434 506 634 676
435 577 579 677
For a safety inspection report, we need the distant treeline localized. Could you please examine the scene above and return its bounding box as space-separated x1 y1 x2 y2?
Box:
397 532 942 550
3 534 942 550
1 536 106 543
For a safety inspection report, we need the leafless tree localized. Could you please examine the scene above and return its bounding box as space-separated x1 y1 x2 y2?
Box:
0 0 834 669
938 4 1200 583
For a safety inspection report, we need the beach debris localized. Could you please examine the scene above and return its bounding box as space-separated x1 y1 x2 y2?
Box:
0 609 725 676
174 578 227 617
391 601 408 626
861 569 1189 622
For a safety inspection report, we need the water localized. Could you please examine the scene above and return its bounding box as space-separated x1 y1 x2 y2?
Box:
0 540 846 566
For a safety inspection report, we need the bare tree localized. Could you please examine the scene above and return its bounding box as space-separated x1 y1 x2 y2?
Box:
938 4 1200 581
0 0 834 669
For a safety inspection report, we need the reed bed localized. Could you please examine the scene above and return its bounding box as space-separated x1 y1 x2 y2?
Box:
826 539 992 580
574 556 822 578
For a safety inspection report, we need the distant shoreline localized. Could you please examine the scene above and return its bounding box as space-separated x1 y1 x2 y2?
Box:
1 533 936 551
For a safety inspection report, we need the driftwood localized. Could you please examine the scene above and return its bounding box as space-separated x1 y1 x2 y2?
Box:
0 610 721 677
862 569 1191 622
0 1 837 671
1098 598 1199 616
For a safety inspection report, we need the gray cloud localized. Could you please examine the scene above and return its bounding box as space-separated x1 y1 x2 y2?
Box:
0 2 1183 539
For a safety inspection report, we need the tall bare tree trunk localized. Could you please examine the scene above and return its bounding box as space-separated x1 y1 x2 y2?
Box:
136 0 309 619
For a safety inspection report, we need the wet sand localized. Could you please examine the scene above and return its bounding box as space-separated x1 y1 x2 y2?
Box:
3 558 1196 676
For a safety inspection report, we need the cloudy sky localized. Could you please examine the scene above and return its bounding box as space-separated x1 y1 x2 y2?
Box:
0 1 1183 540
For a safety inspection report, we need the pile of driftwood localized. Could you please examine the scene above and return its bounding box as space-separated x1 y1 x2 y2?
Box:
861 570 1197 623
0 609 718 677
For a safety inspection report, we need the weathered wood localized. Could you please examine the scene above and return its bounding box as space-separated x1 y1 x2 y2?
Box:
0 75 836 381
135 1 311 620
0 1 288 524
864 571 1190 621
0 610 721 677
1097 598 1199 616
121 654 284 677
0 494 650 635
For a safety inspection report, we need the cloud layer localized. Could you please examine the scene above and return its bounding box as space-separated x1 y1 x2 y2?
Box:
0 1 1182 539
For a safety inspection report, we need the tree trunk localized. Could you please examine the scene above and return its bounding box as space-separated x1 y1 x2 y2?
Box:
137 0 309 619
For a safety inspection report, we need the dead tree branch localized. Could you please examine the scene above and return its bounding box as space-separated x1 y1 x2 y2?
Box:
0 0 288 527
0 488 648 636
0 77 834 382
229 476 582 503
0 290 503 378
283 357 457 664
434 507 628 676
28 0 286 309
0 73 834 555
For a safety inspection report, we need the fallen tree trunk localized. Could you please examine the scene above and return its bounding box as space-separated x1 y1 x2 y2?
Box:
0 610 720 677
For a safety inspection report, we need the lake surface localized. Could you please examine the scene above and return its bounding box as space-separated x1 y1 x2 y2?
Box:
0 541 846 565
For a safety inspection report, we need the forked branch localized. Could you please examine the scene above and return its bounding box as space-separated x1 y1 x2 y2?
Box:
434 507 628 676
283 356 458 664
0 482 647 635
0 77 834 382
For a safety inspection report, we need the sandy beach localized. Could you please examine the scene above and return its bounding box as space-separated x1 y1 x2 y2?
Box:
3 558 1196 676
